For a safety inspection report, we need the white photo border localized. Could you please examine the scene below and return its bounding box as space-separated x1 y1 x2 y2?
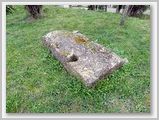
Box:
1 1 157 119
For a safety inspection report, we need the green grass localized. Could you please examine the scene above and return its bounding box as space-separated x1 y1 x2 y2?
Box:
6 6 150 113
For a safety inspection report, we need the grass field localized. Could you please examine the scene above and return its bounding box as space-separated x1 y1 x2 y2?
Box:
6 6 150 113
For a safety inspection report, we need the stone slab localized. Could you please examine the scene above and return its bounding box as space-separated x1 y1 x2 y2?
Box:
43 30 127 87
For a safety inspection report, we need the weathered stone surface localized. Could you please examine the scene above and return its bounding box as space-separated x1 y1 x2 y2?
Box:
43 30 127 87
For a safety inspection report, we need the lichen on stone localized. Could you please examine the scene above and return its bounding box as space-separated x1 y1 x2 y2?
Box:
59 50 70 57
74 35 89 45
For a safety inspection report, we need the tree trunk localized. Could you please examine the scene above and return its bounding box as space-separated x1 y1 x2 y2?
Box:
116 5 123 13
120 5 129 26
88 5 107 11
127 5 148 17
88 5 96 10
25 5 43 19
104 5 107 12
